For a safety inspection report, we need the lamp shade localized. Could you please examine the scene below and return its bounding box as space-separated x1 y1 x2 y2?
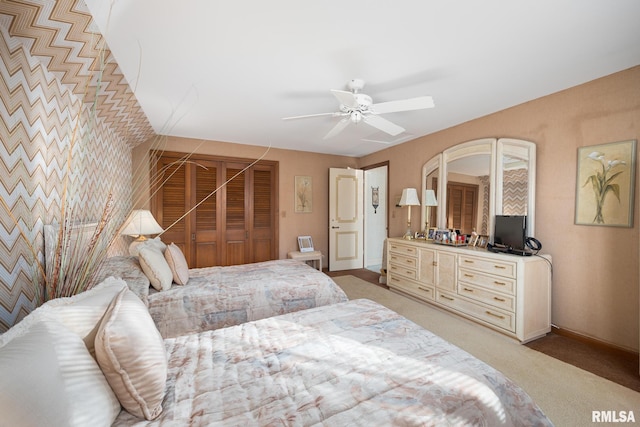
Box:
399 188 420 206
121 210 163 237
424 189 438 206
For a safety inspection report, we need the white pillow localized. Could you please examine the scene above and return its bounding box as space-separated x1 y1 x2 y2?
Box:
95 288 167 420
0 320 121 427
164 243 189 285
138 247 173 291
0 277 127 356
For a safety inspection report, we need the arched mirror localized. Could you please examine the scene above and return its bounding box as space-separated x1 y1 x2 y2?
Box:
421 138 536 240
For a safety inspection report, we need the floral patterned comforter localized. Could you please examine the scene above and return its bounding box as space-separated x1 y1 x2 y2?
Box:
147 259 348 338
113 299 553 426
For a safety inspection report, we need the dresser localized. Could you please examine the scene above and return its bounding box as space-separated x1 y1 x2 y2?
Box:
387 237 551 343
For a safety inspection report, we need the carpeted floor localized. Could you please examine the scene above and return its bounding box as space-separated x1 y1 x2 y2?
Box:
330 273 640 427
326 268 640 394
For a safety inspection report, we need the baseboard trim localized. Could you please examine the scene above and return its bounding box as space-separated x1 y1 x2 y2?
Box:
551 326 638 362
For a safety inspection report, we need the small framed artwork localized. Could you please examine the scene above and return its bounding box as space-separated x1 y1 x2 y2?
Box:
477 235 489 248
468 234 479 247
295 176 313 213
297 235 314 252
575 139 636 227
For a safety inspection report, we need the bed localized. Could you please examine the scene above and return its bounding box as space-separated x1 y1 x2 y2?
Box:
0 277 552 426
112 298 553 426
94 256 349 338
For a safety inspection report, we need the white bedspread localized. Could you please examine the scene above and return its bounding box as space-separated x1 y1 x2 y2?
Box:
113 299 553 426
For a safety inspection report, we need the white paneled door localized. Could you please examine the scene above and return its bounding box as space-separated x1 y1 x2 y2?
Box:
329 168 363 271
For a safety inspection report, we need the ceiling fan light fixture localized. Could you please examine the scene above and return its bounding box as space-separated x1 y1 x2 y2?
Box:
351 111 363 124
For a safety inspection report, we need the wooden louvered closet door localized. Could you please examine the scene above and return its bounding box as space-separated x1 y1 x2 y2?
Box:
152 152 278 268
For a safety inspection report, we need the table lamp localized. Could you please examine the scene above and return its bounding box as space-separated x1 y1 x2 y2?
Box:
399 188 421 240
121 209 163 255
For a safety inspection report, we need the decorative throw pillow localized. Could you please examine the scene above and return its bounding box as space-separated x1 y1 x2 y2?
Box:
0 276 127 356
130 237 167 256
91 256 151 305
138 246 173 291
95 288 167 420
0 320 121 427
164 243 189 285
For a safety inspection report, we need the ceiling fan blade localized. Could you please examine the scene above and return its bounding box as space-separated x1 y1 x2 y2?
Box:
370 96 434 114
323 117 350 139
282 112 340 120
362 114 405 136
330 89 358 108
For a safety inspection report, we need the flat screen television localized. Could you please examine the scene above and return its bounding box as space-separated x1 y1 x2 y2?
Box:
493 215 526 250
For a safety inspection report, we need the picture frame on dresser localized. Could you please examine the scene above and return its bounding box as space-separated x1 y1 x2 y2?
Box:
477 235 489 248
427 227 437 240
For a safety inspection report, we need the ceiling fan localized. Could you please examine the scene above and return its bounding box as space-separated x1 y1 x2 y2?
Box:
282 78 434 140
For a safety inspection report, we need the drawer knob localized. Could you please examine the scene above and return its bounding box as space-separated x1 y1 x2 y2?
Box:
463 287 474 292
494 265 506 269
493 297 506 302
493 281 507 286
464 273 474 278
441 295 454 301
418 286 431 293
486 311 505 319
464 260 474 264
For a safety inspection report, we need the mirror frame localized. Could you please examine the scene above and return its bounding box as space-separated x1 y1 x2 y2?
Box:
421 138 536 239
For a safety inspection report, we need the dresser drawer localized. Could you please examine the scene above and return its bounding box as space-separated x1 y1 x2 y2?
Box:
458 255 516 279
388 253 417 269
457 283 515 312
388 262 417 280
458 268 516 295
388 276 434 301
436 291 515 332
388 242 418 257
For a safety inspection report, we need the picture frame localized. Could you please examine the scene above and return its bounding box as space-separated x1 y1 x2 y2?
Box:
575 140 636 227
295 176 313 213
468 234 479 247
297 235 314 252
427 227 437 240
477 235 489 248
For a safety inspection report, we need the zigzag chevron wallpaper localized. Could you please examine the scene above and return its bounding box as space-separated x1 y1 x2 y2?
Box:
0 0 155 331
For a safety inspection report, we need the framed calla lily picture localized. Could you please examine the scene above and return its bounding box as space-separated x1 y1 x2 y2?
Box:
575 139 636 227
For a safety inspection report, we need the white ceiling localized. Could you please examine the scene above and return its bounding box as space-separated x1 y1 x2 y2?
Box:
84 1 640 157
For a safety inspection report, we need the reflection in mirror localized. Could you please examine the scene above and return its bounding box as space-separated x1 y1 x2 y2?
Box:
497 138 536 236
446 154 491 235
425 167 438 231
501 155 528 216
420 155 440 235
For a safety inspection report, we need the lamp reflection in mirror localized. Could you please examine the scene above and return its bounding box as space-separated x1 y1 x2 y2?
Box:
399 188 421 240
424 189 438 236
121 209 163 255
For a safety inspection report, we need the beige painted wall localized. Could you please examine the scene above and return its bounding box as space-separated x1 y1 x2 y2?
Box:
360 66 640 352
131 137 358 262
